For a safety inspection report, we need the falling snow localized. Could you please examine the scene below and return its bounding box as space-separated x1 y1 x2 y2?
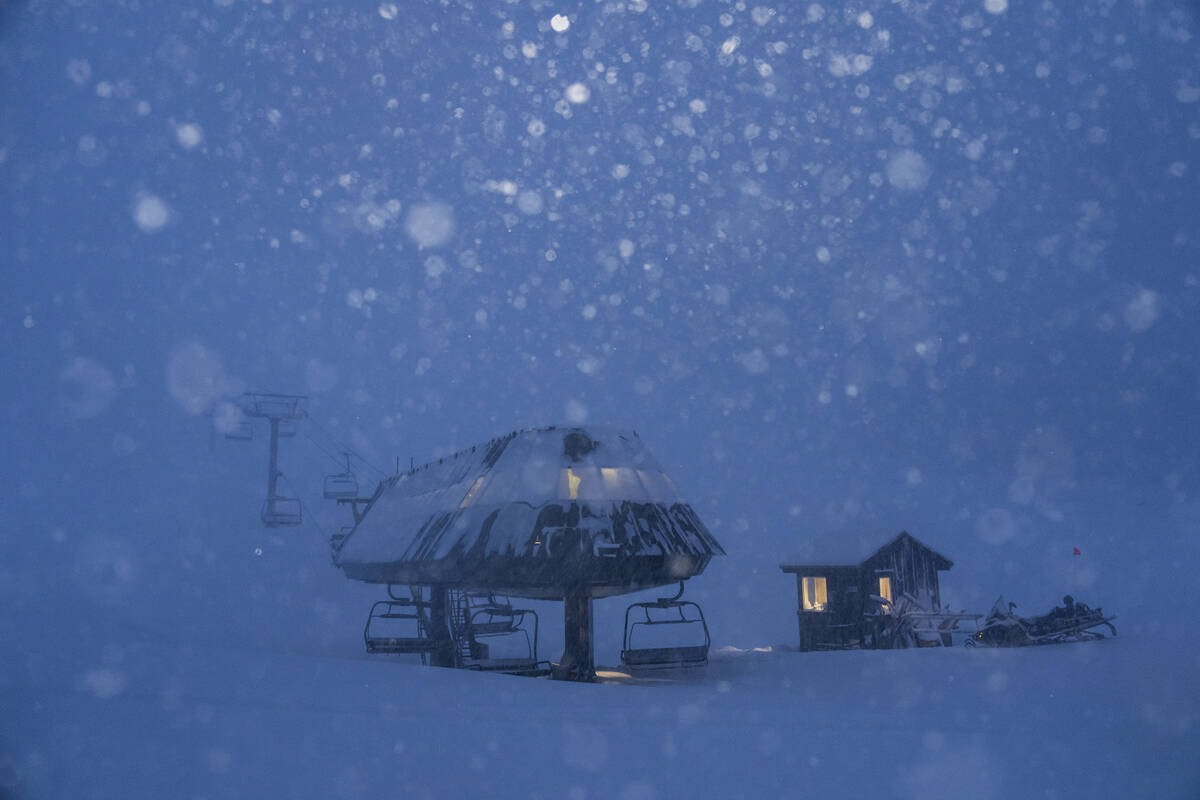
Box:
565 82 590 104
132 192 170 232
404 202 455 248
4 2 1199 798
516 190 544 215
174 123 204 150
1124 289 1160 332
886 149 932 191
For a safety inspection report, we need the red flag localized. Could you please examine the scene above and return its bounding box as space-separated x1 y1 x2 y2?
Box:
1073 547 1081 556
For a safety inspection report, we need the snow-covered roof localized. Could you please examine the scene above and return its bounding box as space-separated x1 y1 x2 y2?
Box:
779 531 952 571
335 426 724 598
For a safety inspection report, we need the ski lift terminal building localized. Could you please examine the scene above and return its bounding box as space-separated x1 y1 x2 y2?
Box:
333 425 725 680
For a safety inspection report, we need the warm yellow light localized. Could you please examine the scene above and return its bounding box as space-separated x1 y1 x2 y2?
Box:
601 467 620 492
879 576 893 604
802 576 828 611
459 476 485 509
566 468 581 500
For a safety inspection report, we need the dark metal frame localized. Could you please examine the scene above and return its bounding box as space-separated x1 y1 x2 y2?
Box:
364 587 549 675
620 582 711 670
455 594 547 676
363 585 441 659
235 392 308 528
323 453 359 500
261 497 302 527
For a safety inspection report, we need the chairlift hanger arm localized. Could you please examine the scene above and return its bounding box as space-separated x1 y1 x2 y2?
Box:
654 581 686 606
337 497 373 524
335 479 387 522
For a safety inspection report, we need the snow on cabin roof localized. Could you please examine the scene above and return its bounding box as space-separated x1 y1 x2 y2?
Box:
335 425 723 589
779 531 953 571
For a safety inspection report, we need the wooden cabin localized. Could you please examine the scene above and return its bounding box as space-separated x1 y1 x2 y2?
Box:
779 531 953 651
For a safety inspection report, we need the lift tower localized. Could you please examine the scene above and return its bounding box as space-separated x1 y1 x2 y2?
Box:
234 392 308 527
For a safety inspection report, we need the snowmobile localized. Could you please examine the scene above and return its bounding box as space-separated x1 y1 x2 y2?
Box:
966 595 1116 647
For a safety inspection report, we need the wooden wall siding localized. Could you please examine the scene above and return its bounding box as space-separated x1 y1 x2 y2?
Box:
782 533 952 649
861 536 943 608
795 567 861 647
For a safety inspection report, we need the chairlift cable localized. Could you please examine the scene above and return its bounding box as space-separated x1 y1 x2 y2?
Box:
305 414 354 456
350 452 390 479
306 416 390 478
297 496 326 538
304 427 387 480
278 472 328 539
300 412 348 455
300 429 349 470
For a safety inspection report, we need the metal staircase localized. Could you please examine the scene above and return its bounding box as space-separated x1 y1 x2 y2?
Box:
449 590 473 665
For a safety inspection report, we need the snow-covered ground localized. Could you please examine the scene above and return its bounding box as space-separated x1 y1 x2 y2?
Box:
4 618 1197 799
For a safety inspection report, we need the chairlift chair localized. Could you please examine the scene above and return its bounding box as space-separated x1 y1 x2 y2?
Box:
620 582 711 671
324 454 359 500
277 419 298 438
454 593 544 675
224 419 254 441
260 496 302 527
364 586 444 659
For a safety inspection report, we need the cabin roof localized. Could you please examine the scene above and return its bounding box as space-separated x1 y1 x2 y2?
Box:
779 531 953 573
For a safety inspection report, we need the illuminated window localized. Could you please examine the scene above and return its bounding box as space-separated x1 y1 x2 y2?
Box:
563 468 581 500
802 577 828 611
878 576 893 604
601 467 621 493
635 470 664 498
878 576 893 614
